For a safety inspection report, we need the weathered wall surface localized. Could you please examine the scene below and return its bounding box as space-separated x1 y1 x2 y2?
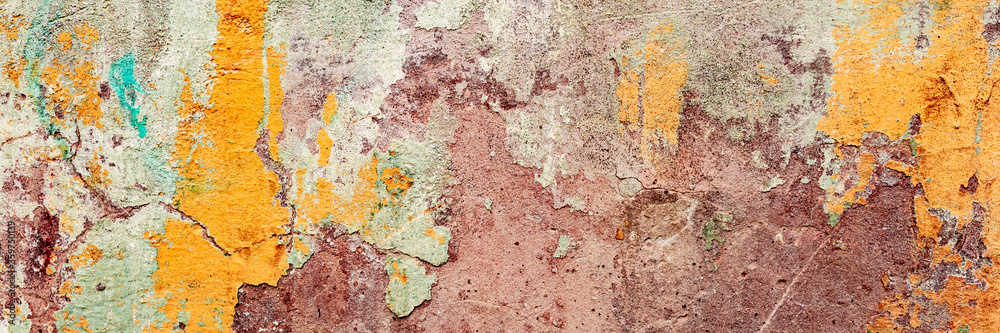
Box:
1 0 998 331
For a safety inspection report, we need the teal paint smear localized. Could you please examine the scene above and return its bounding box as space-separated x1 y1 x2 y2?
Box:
22 0 62 138
110 54 147 137
21 0 75 160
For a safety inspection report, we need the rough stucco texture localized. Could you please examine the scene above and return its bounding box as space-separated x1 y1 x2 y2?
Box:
2 0 1000 331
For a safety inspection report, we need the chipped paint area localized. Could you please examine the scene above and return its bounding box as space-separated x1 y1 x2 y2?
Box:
821 0 1000 331
616 22 688 167
4 0 1000 331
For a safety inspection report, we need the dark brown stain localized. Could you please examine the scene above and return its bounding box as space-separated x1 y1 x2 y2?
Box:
1 166 65 333
960 174 978 195
232 231 390 333
769 167 920 332
98 82 110 101
378 49 453 145
983 5 1000 45
530 69 565 96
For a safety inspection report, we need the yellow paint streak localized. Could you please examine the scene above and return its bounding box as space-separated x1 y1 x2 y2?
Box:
821 0 1000 330
616 22 687 167
317 129 332 166
322 91 338 125
155 0 299 331
172 0 288 252
150 219 288 333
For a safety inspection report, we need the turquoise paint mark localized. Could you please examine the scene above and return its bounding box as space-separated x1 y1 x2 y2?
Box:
110 54 147 137
22 0 60 135
21 0 75 160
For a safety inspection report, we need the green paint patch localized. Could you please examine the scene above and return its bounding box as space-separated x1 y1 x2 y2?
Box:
619 178 642 197
702 212 733 251
285 235 313 269
553 235 577 258
761 176 785 192
827 212 841 227
110 54 147 138
55 206 168 332
751 151 768 169
414 0 478 30
484 197 492 211
563 196 587 212
957 324 970 333
355 138 452 266
385 255 436 317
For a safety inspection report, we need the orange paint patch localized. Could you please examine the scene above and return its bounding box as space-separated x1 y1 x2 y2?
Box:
158 0 300 330
39 58 103 128
58 30 73 51
641 22 687 147
0 15 25 40
69 244 103 268
4 57 24 88
150 219 288 332
390 261 409 284
914 198 942 241
73 22 98 49
381 167 413 194
60 281 83 296
172 0 289 252
316 129 332 166
616 22 687 168
70 61 104 128
821 0 1000 329
322 90 338 125
295 157 380 229
59 312 93 333
41 59 73 114
424 227 446 245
